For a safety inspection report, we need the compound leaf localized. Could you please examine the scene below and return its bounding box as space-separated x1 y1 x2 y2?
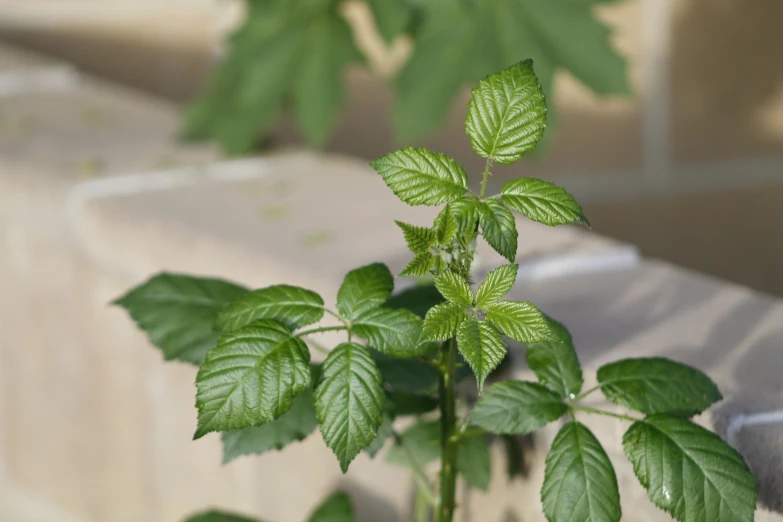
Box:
421 302 466 341
434 271 473 307
502 177 589 227
622 415 757 522
370 147 468 206
194 320 312 438
475 264 519 308
479 199 519 262
353 307 427 357
221 387 317 463
470 380 567 435
526 318 583 398
465 59 547 164
337 263 394 320
456 318 507 390
314 343 385 472
113 273 248 365
542 422 621 522
395 221 436 255
485 300 554 343
216 285 324 332
597 357 722 416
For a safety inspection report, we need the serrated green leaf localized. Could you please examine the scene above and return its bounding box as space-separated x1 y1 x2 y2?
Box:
294 12 362 147
457 435 492 491
386 419 441 469
399 253 434 277
314 343 385 472
113 273 248 365
216 285 324 332
465 59 547 164
623 415 757 522
542 422 621 522
365 0 413 43
502 177 589 227
470 380 567 435
395 221 436 255
353 307 427 357
194 320 312 439
597 358 722 416
183 510 260 522
369 147 468 206
421 302 466 341
447 197 481 238
485 300 554 343
371 352 439 394
385 283 445 319
365 412 394 458
475 264 519 308
526 318 583 398
434 272 473 307
389 392 439 416
433 204 458 244
306 491 355 522
457 318 507 390
220 387 317 464
479 199 518 262
337 263 394 320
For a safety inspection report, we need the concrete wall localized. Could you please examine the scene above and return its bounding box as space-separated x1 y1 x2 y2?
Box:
4 1 783 298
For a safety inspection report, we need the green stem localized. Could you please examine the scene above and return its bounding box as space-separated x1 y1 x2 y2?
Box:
295 325 347 338
437 338 458 522
324 308 349 325
479 159 493 199
451 427 485 443
571 405 639 423
574 384 602 401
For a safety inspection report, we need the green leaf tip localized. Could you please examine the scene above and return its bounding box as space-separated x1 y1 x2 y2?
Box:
457 318 507 391
369 147 468 206
501 177 589 227
466 59 548 164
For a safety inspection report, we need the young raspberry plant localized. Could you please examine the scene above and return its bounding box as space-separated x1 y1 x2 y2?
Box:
116 60 758 522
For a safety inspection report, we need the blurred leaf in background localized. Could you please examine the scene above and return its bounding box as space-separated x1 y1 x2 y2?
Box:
185 0 629 155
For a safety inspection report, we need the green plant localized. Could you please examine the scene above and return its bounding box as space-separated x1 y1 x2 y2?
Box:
185 0 629 154
116 61 758 522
